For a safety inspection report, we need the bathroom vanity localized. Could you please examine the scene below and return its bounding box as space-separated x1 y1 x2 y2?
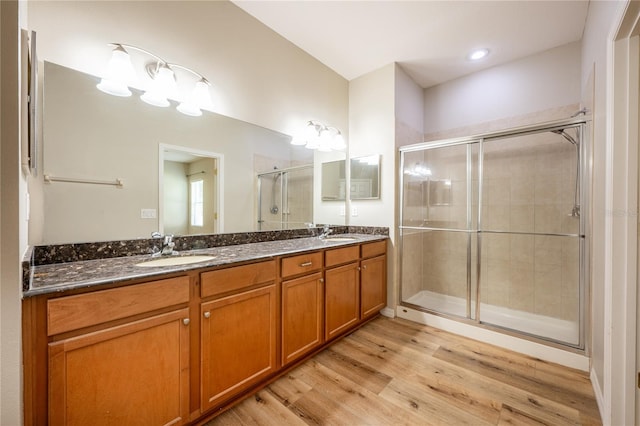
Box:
22 233 387 425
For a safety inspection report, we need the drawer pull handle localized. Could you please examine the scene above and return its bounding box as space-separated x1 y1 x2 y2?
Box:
183 318 190 326
203 311 211 319
299 261 313 267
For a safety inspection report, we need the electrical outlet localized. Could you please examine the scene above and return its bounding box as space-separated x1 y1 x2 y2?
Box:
351 207 358 217
340 206 346 216
141 208 157 219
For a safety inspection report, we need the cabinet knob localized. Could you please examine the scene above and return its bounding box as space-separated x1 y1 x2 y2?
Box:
203 311 211 319
182 318 190 326
319 278 324 283
363 265 367 270
358 267 361 271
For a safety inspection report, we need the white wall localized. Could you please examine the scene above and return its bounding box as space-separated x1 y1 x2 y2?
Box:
423 41 582 134
163 161 188 235
348 64 397 309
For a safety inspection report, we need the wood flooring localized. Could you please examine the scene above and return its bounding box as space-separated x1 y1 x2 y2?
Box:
204 316 602 425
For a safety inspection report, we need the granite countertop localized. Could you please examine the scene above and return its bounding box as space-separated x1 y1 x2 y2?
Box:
25 234 387 297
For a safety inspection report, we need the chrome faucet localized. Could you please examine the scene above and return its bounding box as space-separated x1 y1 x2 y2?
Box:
151 232 177 256
318 225 333 240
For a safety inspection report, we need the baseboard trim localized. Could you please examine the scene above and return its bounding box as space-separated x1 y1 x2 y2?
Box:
380 307 395 318
590 368 606 424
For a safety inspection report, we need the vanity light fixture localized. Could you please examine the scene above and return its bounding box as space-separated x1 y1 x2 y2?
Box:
97 43 213 117
291 120 346 152
468 48 489 61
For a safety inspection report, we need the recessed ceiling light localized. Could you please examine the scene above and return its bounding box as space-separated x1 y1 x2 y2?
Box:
468 48 489 61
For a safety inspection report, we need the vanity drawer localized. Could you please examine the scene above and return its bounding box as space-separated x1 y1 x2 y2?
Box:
281 252 323 278
361 240 387 259
47 276 190 336
325 245 360 268
201 260 276 298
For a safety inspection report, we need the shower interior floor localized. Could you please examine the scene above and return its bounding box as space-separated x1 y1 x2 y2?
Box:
405 290 579 346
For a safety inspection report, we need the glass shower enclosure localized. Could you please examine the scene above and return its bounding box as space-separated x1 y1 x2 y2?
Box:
399 120 587 349
257 165 313 231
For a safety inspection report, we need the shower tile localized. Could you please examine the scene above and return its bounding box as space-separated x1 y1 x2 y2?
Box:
510 177 535 205
534 263 563 317
510 235 534 264
483 204 510 231
534 204 563 234
510 205 535 233
510 260 535 306
561 214 580 234
534 174 563 205
483 233 510 262
509 282 535 314
534 236 563 266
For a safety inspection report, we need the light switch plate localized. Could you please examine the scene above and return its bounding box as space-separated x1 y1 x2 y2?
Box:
141 208 157 219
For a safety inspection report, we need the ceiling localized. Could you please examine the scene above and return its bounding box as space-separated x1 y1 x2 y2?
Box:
232 1 589 88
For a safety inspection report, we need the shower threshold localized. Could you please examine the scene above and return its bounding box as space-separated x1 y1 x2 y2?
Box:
404 290 579 346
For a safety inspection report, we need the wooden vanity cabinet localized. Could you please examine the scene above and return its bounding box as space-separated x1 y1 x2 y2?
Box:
324 246 361 341
199 261 278 412
281 252 324 366
360 241 388 319
24 239 388 425
46 276 191 426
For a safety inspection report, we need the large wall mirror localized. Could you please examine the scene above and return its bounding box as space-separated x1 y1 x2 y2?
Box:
38 62 346 244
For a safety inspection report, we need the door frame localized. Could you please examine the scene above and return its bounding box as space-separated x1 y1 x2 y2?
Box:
158 143 224 235
606 2 640 424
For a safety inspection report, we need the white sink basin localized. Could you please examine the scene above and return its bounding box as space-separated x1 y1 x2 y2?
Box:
135 255 216 267
322 237 357 242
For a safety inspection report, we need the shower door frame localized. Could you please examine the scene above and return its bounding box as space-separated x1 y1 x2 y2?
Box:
257 164 313 231
398 116 591 351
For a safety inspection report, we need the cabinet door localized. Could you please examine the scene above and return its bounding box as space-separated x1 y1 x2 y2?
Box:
201 284 277 412
282 273 324 365
361 255 387 319
48 309 190 426
325 262 360 340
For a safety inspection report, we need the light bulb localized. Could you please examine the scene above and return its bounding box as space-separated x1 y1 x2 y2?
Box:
141 64 176 107
96 46 136 97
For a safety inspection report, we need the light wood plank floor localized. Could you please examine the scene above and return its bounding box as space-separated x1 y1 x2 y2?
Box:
205 316 602 425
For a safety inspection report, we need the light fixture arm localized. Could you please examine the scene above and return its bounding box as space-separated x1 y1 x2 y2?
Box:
109 43 168 66
109 43 210 85
167 63 211 85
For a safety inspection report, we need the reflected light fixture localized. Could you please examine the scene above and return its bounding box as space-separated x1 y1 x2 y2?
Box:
291 120 346 152
404 163 432 179
97 43 213 117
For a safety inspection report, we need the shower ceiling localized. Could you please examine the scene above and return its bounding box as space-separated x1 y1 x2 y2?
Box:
232 1 589 88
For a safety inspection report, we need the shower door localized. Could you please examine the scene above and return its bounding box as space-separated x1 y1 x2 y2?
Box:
399 122 586 349
479 126 583 346
400 141 479 319
257 166 313 231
